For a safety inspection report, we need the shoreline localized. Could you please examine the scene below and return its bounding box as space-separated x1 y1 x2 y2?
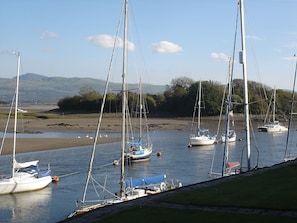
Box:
0 116 194 155
0 106 266 155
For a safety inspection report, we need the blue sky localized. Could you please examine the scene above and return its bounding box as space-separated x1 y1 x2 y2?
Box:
0 0 297 90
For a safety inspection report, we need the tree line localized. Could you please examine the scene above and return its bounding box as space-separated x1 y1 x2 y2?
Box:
57 77 295 119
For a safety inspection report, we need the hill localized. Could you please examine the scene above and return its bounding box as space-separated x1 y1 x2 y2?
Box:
0 73 167 104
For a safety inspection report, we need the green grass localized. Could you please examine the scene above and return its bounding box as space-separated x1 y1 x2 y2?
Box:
94 206 297 223
89 162 297 223
160 163 297 210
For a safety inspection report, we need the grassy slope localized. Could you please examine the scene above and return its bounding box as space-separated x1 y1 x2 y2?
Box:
94 162 297 223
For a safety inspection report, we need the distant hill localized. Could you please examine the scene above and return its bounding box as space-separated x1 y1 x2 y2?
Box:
0 73 167 104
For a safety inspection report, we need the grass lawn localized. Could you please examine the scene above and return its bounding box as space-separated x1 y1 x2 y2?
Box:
160 162 297 210
94 206 297 223
92 162 297 223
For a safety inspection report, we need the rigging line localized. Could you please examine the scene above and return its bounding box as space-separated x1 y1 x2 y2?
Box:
128 1 150 86
91 176 119 198
210 67 227 175
215 67 229 138
190 83 199 134
81 1 125 204
58 160 118 178
210 5 240 175
284 54 297 160
0 94 15 155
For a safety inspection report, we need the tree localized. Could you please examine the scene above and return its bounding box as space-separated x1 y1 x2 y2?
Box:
171 76 195 91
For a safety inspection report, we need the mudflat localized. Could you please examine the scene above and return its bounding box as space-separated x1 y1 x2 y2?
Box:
0 106 193 155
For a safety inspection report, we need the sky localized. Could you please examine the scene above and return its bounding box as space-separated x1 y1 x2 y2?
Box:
0 0 297 90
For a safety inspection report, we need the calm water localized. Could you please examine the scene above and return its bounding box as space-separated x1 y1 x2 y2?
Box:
0 125 296 223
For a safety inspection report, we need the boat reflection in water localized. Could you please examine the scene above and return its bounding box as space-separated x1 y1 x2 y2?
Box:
0 187 52 223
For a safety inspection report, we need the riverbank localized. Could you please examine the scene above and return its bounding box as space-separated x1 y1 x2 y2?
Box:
0 105 194 154
0 109 195 154
0 105 263 155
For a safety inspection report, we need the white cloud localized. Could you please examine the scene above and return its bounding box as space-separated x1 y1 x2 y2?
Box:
40 30 58 39
151 41 182 54
246 35 262 40
86 34 135 51
211 52 229 62
282 55 297 61
0 49 16 55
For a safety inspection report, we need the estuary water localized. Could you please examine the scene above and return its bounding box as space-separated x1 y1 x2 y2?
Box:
0 126 296 223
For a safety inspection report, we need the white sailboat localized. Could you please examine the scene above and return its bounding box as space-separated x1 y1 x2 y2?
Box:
124 79 153 163
257 87 288 132
68 0 181 217
0 52 52 195
189 80 216 146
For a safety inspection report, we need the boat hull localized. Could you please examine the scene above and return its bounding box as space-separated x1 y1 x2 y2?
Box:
189 136 216 146
124 145 152 163
257 124 288 132
221 130 237 143
221 135 236 143
0 174 52 195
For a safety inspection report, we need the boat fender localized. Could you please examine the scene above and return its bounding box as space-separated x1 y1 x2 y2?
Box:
160 182 166 191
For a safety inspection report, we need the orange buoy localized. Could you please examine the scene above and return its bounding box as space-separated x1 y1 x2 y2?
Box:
157 151 162 157
52 175 59 183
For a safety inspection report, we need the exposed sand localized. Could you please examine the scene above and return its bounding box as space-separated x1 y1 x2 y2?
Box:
0 113 193 155
0 137 121 155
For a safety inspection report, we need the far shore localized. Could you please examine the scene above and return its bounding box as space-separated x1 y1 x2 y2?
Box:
0 105 268 155
0 110 195 155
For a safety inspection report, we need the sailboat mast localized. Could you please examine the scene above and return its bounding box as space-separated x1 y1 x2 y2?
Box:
272 87 276 123
222 58 233 176
120 0 128 198
12 52 20 178
197 80 201 130
239 0 251 171
139 78 142 140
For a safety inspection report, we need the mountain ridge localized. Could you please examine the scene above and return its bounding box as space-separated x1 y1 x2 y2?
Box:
0 73 167 104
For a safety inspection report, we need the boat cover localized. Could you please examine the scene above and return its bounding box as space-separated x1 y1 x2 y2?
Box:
226 161 240 169
129 138 142 146
125 174 166 188
14 159 39 169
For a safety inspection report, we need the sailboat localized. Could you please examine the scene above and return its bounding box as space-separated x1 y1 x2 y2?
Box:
210 0 252 177
0 52 52 195
124 79 153 163
68 0 181 218
257 87 288 132
189 80 216 147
